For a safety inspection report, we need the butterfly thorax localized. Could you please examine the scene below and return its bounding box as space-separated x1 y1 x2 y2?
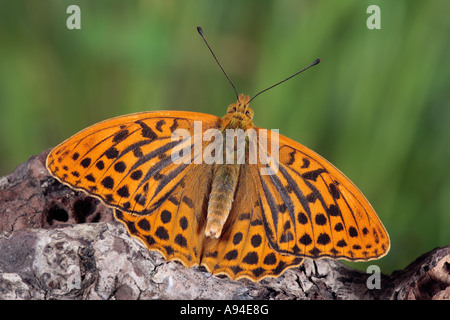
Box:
205 94 254 238
221 94 254 131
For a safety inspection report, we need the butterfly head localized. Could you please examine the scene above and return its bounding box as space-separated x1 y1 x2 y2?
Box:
223 94 254 130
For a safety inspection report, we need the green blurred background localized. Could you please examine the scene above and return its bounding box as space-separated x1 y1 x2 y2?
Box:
0 0 448 274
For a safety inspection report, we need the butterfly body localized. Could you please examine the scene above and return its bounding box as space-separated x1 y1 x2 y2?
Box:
205 163 240 238
205 94 254 238
46 93 389 281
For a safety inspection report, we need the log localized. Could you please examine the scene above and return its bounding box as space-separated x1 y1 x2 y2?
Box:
0 150 448 300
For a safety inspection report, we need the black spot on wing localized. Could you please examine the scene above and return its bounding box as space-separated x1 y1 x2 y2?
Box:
329 183 340 199
286 150 296 166
96 160 105 170
80 158 91 168
113 129 129 143
155 120 166 133
302 168 327 181
101 176 114 190
135 120 157 141
105 147 119 159
137 219 150 231
169 118 179 133
130 170 143 180
114 161 126 173
301 158 310 169
117 185 130 198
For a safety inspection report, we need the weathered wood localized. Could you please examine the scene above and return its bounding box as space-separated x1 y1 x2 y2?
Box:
0 151 448 299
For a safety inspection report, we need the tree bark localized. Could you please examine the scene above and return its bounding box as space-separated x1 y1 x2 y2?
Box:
0 151 448 300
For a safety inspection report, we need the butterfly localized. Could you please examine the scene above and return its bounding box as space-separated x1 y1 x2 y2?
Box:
46 27 389 281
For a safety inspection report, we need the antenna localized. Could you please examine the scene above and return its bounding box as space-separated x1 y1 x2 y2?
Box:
249 58 321 103
197 26 239 100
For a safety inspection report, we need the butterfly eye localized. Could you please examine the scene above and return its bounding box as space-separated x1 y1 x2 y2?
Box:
245 110 253 119
228 106 237 113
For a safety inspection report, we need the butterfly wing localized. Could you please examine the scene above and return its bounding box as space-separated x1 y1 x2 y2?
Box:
47 111 221 267
254 128 390 261
47 111 220 212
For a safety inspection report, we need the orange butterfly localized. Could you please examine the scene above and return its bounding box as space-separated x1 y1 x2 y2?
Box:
46 27 389 281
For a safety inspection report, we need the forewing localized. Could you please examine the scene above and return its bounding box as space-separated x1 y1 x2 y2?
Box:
47 111 221 213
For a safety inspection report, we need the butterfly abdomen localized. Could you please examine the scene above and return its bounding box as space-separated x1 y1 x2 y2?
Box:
205 164 240 238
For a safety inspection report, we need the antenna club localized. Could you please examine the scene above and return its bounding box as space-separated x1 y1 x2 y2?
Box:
196 26 204 35
313 58 321 65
